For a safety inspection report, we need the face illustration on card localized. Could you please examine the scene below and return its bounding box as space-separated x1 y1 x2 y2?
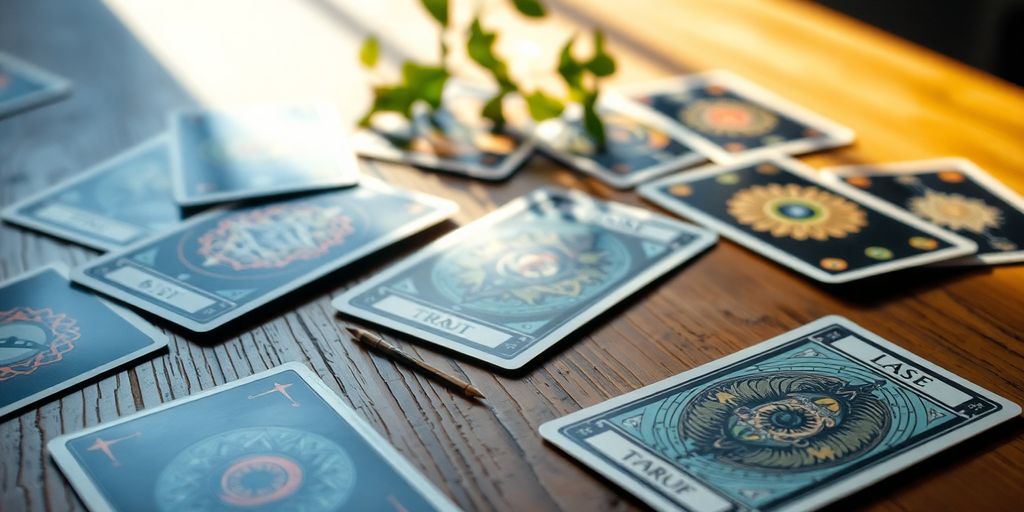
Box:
353 83 534 180
335 188 716 369
0 265 166 419
824 159 1024 265
620 70 853 163
72 181 457 332
640 158 976 283
2 137 182 251
48 364 459 512
171 104 360 206
535 99 705 189
0 52 71 118
540 316 1020 512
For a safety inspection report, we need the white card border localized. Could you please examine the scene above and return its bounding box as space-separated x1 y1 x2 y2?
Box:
47 362 462 512
0 51 72 118
0 263 168 420
638 156 978 283
539 314 1021 512
71 178 458 332
334 188 718 370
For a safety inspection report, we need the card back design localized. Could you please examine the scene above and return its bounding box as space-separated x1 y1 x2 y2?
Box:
0 52 71 118
639 157 977 283
335 188 717 370
540 316 1020 512
48 363 461 512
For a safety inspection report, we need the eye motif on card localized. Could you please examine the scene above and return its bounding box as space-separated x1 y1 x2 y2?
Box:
0 307 80 381
727 183 868 241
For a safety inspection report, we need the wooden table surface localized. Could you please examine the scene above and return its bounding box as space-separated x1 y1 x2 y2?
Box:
1 0 1022 510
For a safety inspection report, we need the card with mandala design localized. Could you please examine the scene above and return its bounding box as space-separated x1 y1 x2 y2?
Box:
616 70 854 164
170 104 360 207
821 158 1024 265
638 157 977 283
353 81 536 181
71 179 457 332
540 315 1019 512
2 136 183 251
0 51 71 119
48 362 461 512
0 264 166 419
532 94 706 189
334 188 717 370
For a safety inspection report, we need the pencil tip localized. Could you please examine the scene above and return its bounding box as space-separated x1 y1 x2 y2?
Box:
468 388 486 400
344 326 360 337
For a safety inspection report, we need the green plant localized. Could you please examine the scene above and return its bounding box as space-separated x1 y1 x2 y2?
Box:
357 0 616 148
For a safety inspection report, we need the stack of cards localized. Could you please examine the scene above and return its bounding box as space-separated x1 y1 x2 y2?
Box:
541 316 1020 512
334 188 717 369
0 51 71 119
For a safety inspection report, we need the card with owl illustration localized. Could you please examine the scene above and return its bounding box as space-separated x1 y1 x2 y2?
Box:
334 188 717 370
540 315 1020 512
617 70 855 164
71 179 457 332
0 264 166 420
639 157 977 283
48 363 461 512
2 136 183 251
0 52 71 119
170 104 360 207
821 158 1024 265
532 94 706 189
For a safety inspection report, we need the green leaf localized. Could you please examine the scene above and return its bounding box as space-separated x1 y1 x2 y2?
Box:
513 0 546 17
582 91 605 148
557 36 583 90
525 90 564 121
420 0 448 26
586 29 616 77
359 85 416 126
482 91 507 127
467 18 510 84
359 36 380 68
401 62 449 109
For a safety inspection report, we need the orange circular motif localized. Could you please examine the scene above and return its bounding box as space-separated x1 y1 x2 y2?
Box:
669 184 693 197
846 176 872 188
938 171 965 183
820 258 848 271
909 236 939 251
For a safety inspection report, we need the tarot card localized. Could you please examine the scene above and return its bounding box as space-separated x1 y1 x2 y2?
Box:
540 315 1020 512
638 157 977 283
821 158 1024 265
352 82 536 180
617 70 854 164
0 52 71 119
533 94 706 189
2 136 183 251
71 179 457 332
334 188 717 370
48 362 461 512
170 103 359 207
0 264 167 420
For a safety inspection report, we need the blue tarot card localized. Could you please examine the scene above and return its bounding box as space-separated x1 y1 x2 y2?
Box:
639 157 978 283
0 52 71 119
0 264 166 420
617 70 854 164
72 180 457 332
2 136 183 251
822 158 1024 265
541 315 1020 512
534 95 706 189
170 104 360 207
353 81 536 181
334 188 717 370
48 363 461 512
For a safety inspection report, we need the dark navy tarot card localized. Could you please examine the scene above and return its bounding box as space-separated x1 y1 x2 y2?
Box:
540 315 1020 512
533 95 706 189
334 188 717 370
2 136 183 251
0 52 71 119
617 70 854 164
170 104 360 207
822 158 1024 265
71 180 457 332
639 157 977 283
48 363 461 512
0 264 166 419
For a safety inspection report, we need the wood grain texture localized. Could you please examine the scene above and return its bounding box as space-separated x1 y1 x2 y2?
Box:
1 0 1022 511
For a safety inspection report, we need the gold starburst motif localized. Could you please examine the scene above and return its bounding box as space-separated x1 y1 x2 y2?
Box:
681 98 778 137
727 183 868 241
908 190 1001 233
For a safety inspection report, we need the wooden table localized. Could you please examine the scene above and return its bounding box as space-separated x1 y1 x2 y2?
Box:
2 0 1022 510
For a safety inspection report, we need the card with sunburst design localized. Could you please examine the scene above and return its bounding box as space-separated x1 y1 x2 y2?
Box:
639 157 977 283
821 158 1024 265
